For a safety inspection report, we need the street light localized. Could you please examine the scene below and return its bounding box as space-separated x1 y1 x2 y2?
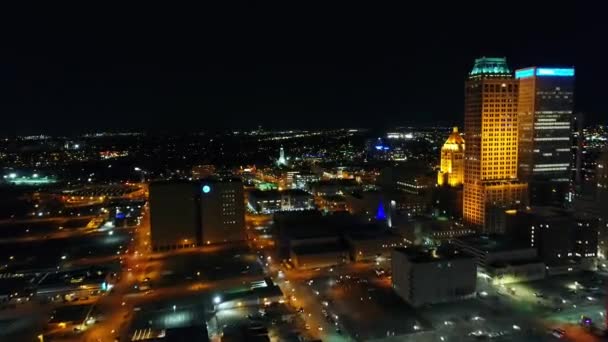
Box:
213 296 221 305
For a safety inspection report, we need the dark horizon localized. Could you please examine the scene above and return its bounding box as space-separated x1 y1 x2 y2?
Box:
1 5 606 134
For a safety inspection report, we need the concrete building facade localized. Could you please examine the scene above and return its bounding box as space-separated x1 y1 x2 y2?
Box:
391 247 476 307
149 181 199 251
200 178 245 244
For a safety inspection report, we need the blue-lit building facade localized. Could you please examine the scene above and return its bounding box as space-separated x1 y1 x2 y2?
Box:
516 67 575 205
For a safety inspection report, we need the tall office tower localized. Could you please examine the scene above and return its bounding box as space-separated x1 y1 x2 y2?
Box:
437 127 465 186
149 181 200 251
515 67 575 205
598 149 608 257
463 57 528 230
572 112 585 186
200 177 245 244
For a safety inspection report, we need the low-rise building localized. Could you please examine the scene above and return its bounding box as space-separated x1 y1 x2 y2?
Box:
345 230 405 262
481 259 546 285
452 234 545 284
192 164 216 179
393 216 474 245
316 195 348 212
310 179 360 197
452 235 538 269
293 173 320 190
391 247 476 307
503 206 599 272
290 242 349 269
247 189 314 214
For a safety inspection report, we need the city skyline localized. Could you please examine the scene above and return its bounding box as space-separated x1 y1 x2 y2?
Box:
1 6 608 341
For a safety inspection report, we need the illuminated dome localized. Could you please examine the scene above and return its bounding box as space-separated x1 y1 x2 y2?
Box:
469 57 511 78
442 127 465 151
437 127 465 186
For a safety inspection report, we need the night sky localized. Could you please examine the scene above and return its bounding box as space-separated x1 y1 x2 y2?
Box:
1 5 606 134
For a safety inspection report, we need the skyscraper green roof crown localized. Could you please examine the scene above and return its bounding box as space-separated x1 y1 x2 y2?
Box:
469 57 511 78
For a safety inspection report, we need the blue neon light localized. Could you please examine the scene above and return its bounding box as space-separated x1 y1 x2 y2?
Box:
375 201 387 220
202 185 211 193
536 68 574 77
374 145 383 151
515 68 534 79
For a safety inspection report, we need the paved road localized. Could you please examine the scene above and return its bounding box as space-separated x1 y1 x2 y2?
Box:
81 206 150 342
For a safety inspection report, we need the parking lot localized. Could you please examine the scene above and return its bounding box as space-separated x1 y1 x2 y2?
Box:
286 265 565 342
306 274 427 340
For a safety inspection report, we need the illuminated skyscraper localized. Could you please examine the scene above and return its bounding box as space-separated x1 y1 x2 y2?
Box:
515 67 575 205
463 57 528 230
437 127 465 187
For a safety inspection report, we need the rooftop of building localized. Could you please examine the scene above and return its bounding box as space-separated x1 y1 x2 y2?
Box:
218 280 283 303
393 246 473 263
37 266 111 289
378 162 435 183
48 304 92 324
200 176 243 184
132 326 210 342
344 190 384 200
163 326 210 342
312 179 359 186
275 211 367 239
506 206 597 222
469 57 511 78
454 234 532 252
249 189 312 198
320 194 347 201
489 258 544 269
0 277 33 295
291 242 347 255
345 225 400 241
